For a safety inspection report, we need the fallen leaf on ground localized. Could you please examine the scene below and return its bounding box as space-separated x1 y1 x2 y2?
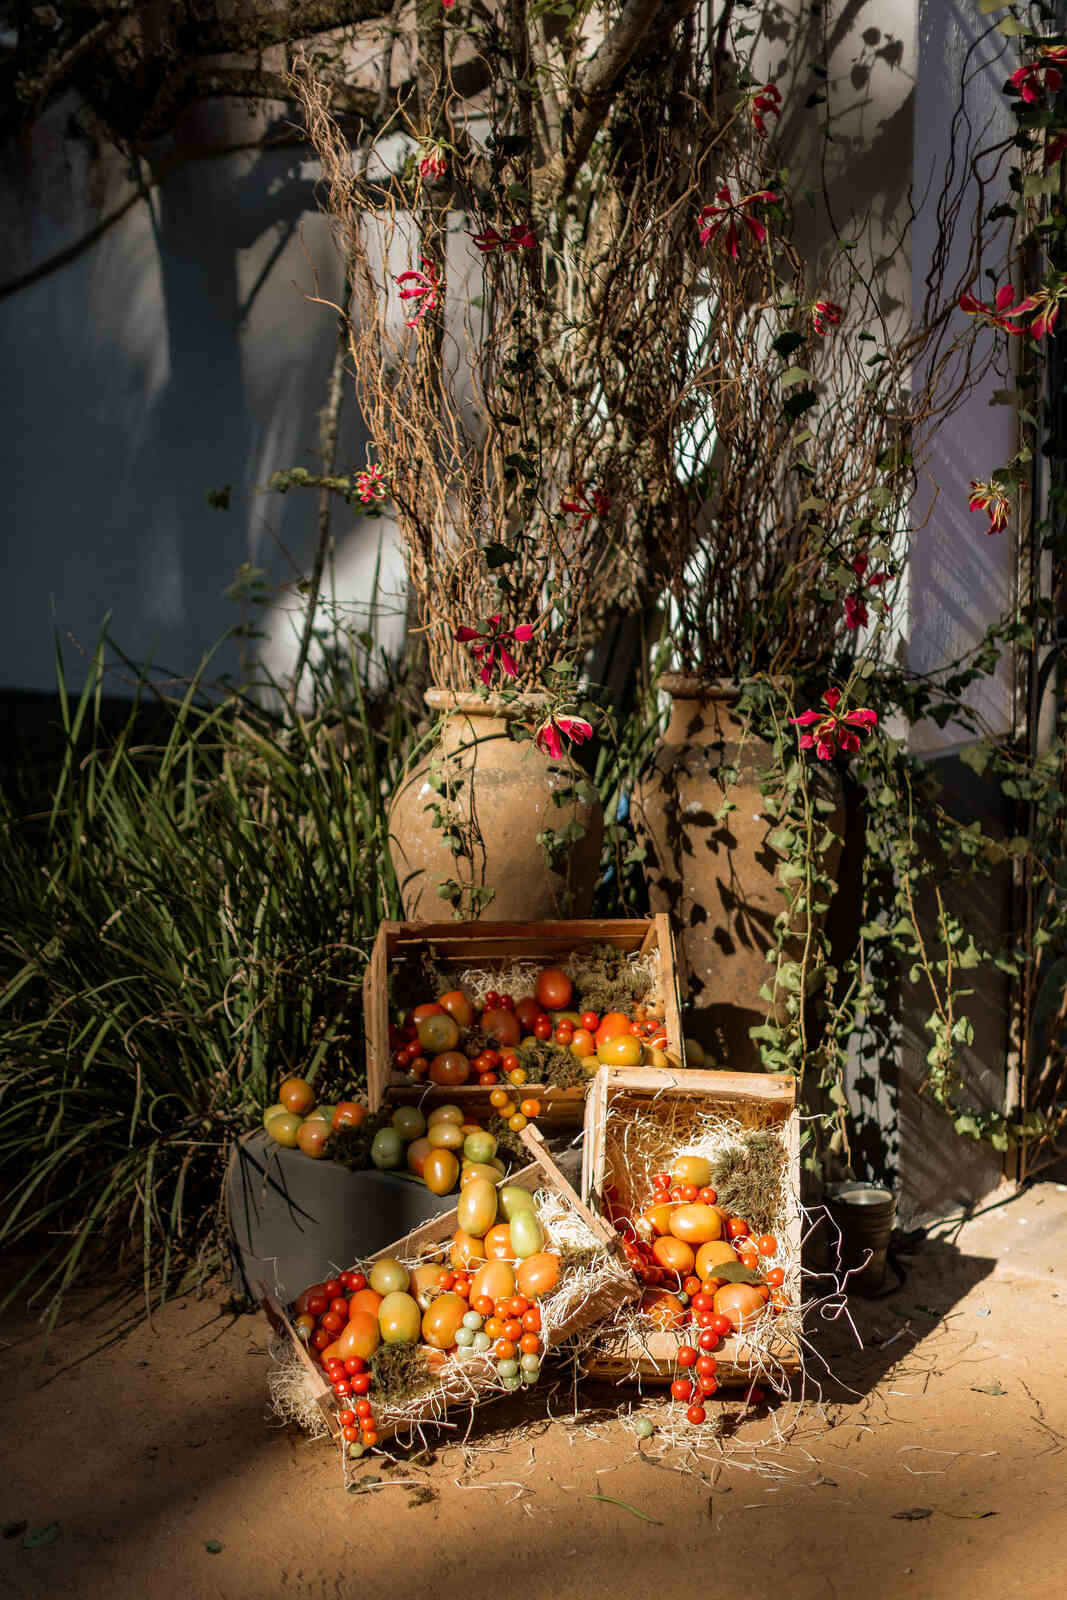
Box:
892 1508 933 1521
203 1541 223 1555
587 1494 663 1525
970 1381 1007 1396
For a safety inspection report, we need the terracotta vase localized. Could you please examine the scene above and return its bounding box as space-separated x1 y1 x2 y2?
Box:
632 676 844 1068
388 690 604 921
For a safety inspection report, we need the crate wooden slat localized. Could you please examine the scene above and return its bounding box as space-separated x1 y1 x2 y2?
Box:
580 1066 803 1388
364 916 684 1124
269 1125 638 1448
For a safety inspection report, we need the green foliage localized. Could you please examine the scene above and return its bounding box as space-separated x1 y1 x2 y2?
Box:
0 631 413 1328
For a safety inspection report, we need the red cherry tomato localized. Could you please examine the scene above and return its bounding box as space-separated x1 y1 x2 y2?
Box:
676 1345 698 1368
321 1311 343 1334
671 1378 693 1401
679 1184 699 1203
726 1217 750 1240
344 1356 365 1375
350 1373 371 1394
342 1424 360 1443
409 1056 428 1077
697 1187 718 1205
341 1271 364 1292
580 1012 599 1032
696 1354 718 1376
698 1329 720 1351
500 1049 520 1072
483 992 500 1011
306 1293 327 1317
686 1404 707 1426
690 1291 715 1315
311 1328 331 1351
697 1373 718 1395
554 1023 574 1045
745 1386 767 1408
652 1173 670 1190
498 994 515 1011
765 1266 785 1288
756 1234 778 1256
710 1314 733 1338
355 1399 373 1419
533 1016 553 1040
338 1409 356 1427
332 1378 351 1397
514 997 541 1032
330 1297 350 1318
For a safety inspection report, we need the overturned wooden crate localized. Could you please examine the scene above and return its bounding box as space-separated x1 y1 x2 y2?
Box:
364 916 684 1126
581 1066 803 1390
261 1126 639 1453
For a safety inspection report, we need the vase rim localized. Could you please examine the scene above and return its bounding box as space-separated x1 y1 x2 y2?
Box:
659 673 792 699
425 686 548 719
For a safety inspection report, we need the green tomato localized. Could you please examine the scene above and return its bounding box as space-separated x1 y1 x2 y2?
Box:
370 1127 404 1170
463 1131 498 1166
520 1353 540 1373
417 1012 460 1054
454 1326 475 1347
508 1209 545 1259
632 1417 655 1440
262 1102 286 1131
501 1373 522 1391
497 1185 535 1221
266 1112 302 1148
472 1331 492 1352
462 1311 484 1331
369 1256 409 1295
392 1105 426 1142
496 1359 519 1379
304 1103 336 1126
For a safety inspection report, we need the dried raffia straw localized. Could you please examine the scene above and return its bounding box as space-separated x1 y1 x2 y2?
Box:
450 945 662 1016
266 1337 331 1440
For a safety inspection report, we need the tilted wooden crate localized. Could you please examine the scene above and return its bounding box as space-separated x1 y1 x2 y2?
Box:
363 916 684 1125
261 1126 639 1448
581 1066 803 1388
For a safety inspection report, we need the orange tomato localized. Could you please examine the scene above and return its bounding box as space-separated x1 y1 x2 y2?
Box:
348 1287 383 1319
483 1224 515 1260
495 1340 517 1360
671 1155 713 1189
569 1028 596 1059
450 1229 487 1270
516 1252 560 1298
652 1235 696 1275
535 966 573 1011
695 1240 737 1279
406 1136 431 1176
470 1260 516 1304
669 1204 723 1245
422 1148 460 1195
485 1317 504 1340
712 1283 766 1331
437 988 474 1028
421 1293 468 1349
596 1034 643 1067
640 1288 686 1330
412 1002 444 1023
332 1101 366 1130
594 1012 633 1047
429 1051 471 1086
339 1310 380 1360
519 1098 541 1119
640 1202 676 1237
520 1332 541 1354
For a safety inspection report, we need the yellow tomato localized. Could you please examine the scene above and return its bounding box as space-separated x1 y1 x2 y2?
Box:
596 1034 643 1067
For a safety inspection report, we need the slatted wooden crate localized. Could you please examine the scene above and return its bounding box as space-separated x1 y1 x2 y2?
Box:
364 916 684 1125
261 1126 639 1449
581 1066 803 1388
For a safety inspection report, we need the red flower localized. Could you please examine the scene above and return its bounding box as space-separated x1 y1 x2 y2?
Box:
418 143 448 180
697 186 778 260
561 483 611 524
968 479 1011 535
395 258 441 326
535 715 595 760
1000 280 1067 341
1010 47 1067 104
454 616 534 684
790 688 878 761
355 464 386 503
469 222 537 254
842 553 888 632
811 299 843 337
959 285 1025 336
750 83 782 138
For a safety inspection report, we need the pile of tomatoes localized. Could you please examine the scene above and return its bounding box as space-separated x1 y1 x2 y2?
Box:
291 1171 563 1455
260 1077 367 1159
602 1154 789 1425
391 963 675 1090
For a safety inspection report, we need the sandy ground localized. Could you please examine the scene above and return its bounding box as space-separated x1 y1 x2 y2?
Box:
2 1171 1066 1600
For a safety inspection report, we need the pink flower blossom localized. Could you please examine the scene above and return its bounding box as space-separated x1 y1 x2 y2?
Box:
959 285 1025 336
1009 46 1067 104
418 143 448 180
842 554 888 631
454 616 534 684
535 715 595 759
697 186 778 261
561 483 611 524
395 258 441 326
469 222 537 254
811 299 843 337
968 479 1011 535
790 688 878 761
355 464 386 503
750 83 782 138
1000 280 1067 341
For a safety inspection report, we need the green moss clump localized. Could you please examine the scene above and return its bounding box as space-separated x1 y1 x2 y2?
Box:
327 1107 395 1172
565 943 654 1016
710 1131 784 1234
516 1039 587 1089
368 1341 435 1406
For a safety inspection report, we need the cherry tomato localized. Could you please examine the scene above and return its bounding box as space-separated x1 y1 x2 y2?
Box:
765 1266 785 1288
756 1234 778 1256
682 1276 702 1298
350 1373 371 1394
710 1314 733 1338
343 1425 360 1443
652 1173 671 1191
361 1430 379 1447
697 1373 718 1395
307 1293 328 1317
679 1184 699 1203
472 1295 494 1317
479 1072 499 1085
483 992 500 1011
533 1016 553 1040
697 1187 718 1205
341 1271 365 1292
698 1329 720 1351
321 1311 343 1333
485 1317 504 1340
330 1297 350 1318
686 1404 707 1426
726 1217 750 1239
522 1307 542 1332
690 1292 715 1315
502 1319 522 1341
568 1028 596 1059
498 994 515 1012
671 1378 693 1401
500 1049 520 1073
489 1088 510 1110
409 1056 429 1078
312 1328 331 1351
696 1355 718 1376
580 1011 599 1032
508 1068 527 1086
669 1188 684 1202
338 1409 356 1426
508 1113 528 1132
473 1051 499 1074
520 1333 541 1354
745 1386 767 1408
520 1098 541 1118
344 1356 365 1375
496 1340 517 1360
508 1296 529 1316
332 1379 351 1397
355 1399 373 1419
676 1345 698 1368
554 1023 574 1045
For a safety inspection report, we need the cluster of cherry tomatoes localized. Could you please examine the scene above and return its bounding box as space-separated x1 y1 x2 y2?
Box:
390 964 674 1090
601 1155 789 1424
293 1269 382 1449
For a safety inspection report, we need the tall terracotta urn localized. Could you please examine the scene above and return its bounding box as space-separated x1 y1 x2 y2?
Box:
632 676 844 1068
388 690 604 921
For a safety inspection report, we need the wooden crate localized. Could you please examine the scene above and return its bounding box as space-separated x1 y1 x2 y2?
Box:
580 1066 802 1388
364 916 684 1125
262 1126 639 1448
